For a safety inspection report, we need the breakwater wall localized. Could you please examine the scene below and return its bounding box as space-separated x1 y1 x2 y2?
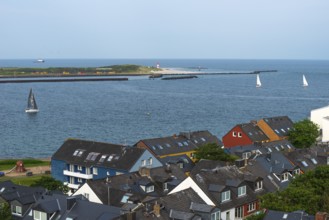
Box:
0 77 128 83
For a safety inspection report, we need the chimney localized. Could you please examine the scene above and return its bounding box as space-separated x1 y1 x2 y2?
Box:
122 211 136 220
315 212 328 220
153 203 161 217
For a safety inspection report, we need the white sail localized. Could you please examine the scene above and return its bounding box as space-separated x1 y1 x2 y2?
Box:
256 74 262 87
303 74 308 87
25 88 39 113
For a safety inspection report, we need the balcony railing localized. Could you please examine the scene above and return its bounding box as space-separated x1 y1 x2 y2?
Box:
63 170 93 179
64 182 80 189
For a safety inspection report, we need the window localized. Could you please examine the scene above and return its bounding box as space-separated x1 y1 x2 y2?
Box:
12 205 22 216
238 132 242 138
194 139 198 144
282 172 289 181
99 155 107 163
274 129 280 134
178 162 184 168
93 167 98 175
78 178 82 183
238 185 246 197
178 142 183 147
311 158 318 165
247 202 256 212
163 182 168 191
33 210 47 220
146 185 154 193
183 141 188 146
301 160 308 167
293 169 300 176
221 190 230 202
233 131 237 137
255 181 263 191
235 206 243 218
121 193 132 203
77 165 82 171
73 150 79 156
327 157 329 165
165 143 171 147
107 154 114 162
141 160 146 166
211 211 220 220
242 152 251 159
148 157 153 166
201 137 206 142
84 193 89 200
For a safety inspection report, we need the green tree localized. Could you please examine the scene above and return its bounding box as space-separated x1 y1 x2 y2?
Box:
288 119 320 148
194 143 237 162
261 165 329 214
0 203 13 220
30 176 69 194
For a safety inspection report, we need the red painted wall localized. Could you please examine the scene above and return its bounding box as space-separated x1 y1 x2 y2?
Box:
243 200 260 218
222 126 253 148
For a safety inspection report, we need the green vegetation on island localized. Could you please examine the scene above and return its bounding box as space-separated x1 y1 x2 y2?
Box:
288 119 320 148
0 159 50 171
0 64 160 77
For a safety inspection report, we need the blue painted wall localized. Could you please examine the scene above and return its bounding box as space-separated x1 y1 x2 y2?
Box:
51 159 67 182
129 150 163 172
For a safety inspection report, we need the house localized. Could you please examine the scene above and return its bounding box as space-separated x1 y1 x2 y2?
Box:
73 164 186 207
222 122 270 148
245 151 301 191
135 130 221 162
139 188 220 219
284 146 329 173
226 139 295 163
263 210 315 220
170 160 268 220
257 116 294 141
51 139 162 192
0 180 46 219
310 105 329 142
159 154 195 175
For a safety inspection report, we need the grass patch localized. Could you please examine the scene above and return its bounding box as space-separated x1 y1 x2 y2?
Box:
0 174 51 186
0 159 50 171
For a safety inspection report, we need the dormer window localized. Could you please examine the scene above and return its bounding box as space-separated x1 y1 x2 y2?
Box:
293 168 300 176
255 180 263 191
12 205 22 216
238 185 246 197
282 172 289 182
33 210 47 220
242 152 251 159
146 185 154 193
211 211 220 220
221 190 230 202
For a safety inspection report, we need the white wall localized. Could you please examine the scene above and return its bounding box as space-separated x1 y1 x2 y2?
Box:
322 118 329 142
221 209 235 220
169 177 215 206
73 183 103 204
310 105 329 129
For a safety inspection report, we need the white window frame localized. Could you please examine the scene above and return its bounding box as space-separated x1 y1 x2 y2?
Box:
77 178 82 183
282 172 289 182
238 132 242 138
141 160 146 166
148 157 153 166
293 169 300 176
84 193 89 200
247 202 256 212
146 185 154 193
93 167 98 175
221 190 230 202
12 205 22 216
232 131 237 137
33 210 47 220
211 211 220 220
77 165 82 171
255 181 263 191
235 206 243 218
238 185 246 197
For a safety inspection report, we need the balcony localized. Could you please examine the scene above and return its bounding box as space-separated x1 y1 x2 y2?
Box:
63 170 93 179
64 182 80 190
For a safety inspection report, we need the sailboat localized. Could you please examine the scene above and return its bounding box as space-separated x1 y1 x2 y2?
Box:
256 74 262 88
303 74 308 87
25 88 39 113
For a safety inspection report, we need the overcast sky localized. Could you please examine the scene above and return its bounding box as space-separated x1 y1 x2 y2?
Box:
1 0 328 59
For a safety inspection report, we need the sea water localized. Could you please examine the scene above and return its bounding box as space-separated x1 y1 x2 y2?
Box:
0 59 329 158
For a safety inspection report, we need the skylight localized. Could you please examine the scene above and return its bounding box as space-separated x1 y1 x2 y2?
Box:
73 149 85 157
107 154 114 162
193 139 198 144
274 129 280 134
301 161 308 167
183 141 188 146
165 143 171 147
311 158 318 165
73 150 79 156
99 155 107 163
178 142 183 147
201 137 206 142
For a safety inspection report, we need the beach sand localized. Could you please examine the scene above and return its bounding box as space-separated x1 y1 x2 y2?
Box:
151 68 201 75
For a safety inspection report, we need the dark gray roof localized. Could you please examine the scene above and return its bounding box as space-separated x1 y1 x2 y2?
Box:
137 130 221 156
189 202 214 213
190 162 266 209
160 154 195 173
52 139 145 171
239 123 270 142
262 116 294 137
264 210 314 220
169 209 196 219
85 165 186 207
